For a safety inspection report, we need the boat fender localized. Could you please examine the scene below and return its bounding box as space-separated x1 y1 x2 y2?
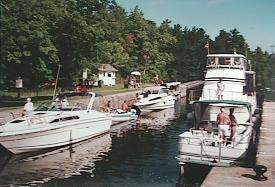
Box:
252 116 257 123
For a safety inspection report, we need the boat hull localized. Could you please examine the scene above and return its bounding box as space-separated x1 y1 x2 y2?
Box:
136 97 175 111
111 111 138 124
0 117 112 154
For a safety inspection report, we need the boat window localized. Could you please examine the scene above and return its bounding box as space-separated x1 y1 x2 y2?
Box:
149 97 162 101
218 57 225 65
50 116 80 123
234 57 241 65
10 119 25 123
225 58 231 65
218 57 231 65
34 112 47 115
207 57 215 66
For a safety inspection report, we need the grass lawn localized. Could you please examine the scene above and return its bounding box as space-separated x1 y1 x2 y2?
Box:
0 83 152 108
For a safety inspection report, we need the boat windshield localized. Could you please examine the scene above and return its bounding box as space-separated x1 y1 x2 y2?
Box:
35 101 87 111
207 56 246 69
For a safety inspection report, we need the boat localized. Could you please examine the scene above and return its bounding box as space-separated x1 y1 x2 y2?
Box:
0 92 112 154
133 90 176 111
160 82 181 97
176 52 257 169
176 100 254 168
110 109 138 125
188 53 257 112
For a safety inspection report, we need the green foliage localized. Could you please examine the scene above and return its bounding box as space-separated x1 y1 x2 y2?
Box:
0 0 273 90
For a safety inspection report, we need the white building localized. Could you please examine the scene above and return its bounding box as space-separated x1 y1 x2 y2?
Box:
96 64 118 86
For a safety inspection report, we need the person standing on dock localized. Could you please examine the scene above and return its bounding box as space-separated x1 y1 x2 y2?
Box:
23 97 34 116
216 107 230 145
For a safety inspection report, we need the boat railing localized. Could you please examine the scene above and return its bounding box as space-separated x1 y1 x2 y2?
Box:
206 64 243 70
188 88 254 102
179 135 224 162
0 112 22 126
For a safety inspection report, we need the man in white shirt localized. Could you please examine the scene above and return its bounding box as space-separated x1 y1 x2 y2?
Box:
23 97 34 116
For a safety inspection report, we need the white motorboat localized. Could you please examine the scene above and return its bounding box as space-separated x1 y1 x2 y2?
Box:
0 92 112 154
133 91 176 111
176 100 254 168
160 82 181 97
111 109 138 125
177 53 257 169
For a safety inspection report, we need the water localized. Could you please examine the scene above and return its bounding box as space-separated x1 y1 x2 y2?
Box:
0 99 211 187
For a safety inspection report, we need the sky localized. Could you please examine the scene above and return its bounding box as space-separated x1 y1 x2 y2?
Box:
116 0 275 53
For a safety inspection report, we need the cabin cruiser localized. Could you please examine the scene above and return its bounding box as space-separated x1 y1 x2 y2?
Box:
0 92 112 154
133 90 176 111
177 53 257 169
176 100 254 168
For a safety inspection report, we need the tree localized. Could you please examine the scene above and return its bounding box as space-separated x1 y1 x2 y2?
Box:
0 0 59 89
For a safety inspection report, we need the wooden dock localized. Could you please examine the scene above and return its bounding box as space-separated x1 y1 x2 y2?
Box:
201 101 275 187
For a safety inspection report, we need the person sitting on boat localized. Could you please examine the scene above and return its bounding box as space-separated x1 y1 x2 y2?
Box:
216 78 225 100
51 97 62 110
216 107 231 145
121 100 130 112
127 93 141 116
229 108 238 147
102 100 113 112
61 97 69 108
23 97 34 116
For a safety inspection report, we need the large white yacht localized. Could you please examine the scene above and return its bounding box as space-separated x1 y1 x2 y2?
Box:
199 53 256 111
176 53 257 170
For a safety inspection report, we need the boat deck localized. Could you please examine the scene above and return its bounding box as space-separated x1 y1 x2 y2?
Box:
202 101 275 187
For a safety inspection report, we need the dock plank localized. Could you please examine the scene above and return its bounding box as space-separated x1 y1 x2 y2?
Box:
202 101 275 187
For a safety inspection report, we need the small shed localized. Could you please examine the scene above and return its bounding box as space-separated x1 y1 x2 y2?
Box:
96 64 118 86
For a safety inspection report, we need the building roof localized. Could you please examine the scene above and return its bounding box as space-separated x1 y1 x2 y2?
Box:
98 64 118 72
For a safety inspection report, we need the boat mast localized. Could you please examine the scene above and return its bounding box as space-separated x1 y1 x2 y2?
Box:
52 64 61 101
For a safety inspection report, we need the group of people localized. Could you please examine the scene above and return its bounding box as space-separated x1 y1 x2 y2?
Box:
102 93 141 115
22 96 70 116
216 107 238 147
